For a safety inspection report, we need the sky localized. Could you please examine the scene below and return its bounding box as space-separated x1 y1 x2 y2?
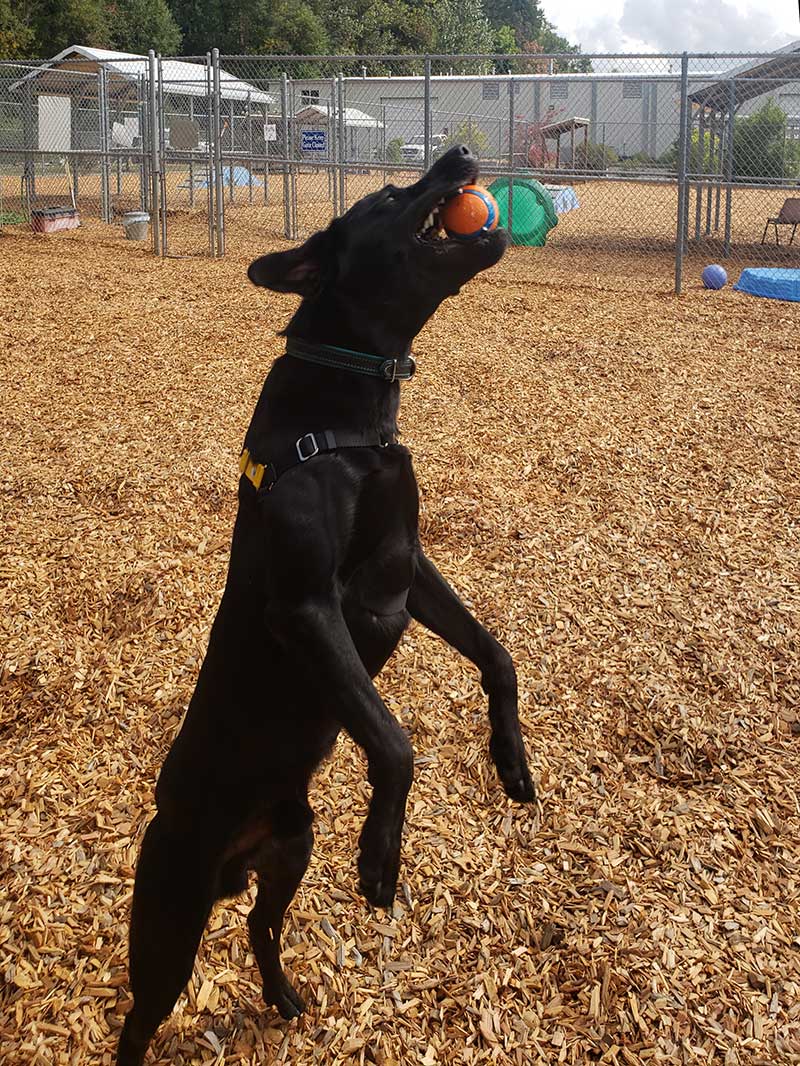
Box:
543 0 799 54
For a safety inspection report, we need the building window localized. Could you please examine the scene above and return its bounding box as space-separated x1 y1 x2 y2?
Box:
482 82 499 100
549 83 568 100
623 81 642 99
301 88 320 106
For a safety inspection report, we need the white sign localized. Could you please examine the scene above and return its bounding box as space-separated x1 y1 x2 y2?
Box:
264 123 277 142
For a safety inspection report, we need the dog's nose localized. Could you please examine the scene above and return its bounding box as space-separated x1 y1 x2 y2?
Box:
457 145 470 155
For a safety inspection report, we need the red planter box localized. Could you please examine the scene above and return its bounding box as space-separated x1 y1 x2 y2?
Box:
31 207 80 233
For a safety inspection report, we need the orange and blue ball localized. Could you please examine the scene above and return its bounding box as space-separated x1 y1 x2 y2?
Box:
441 185 499 240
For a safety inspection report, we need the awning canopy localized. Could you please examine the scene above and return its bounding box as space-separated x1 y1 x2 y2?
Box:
540 117 591 138
689 40 800 112
293 103 383 129
10 46 273 105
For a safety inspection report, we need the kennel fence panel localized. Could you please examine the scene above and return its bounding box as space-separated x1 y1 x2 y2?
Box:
2 51 799 290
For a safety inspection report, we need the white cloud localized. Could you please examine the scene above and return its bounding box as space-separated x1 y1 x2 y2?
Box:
542 0 799 53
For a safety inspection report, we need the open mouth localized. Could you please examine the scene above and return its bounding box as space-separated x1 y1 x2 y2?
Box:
414 159 483 246
415 191 461 243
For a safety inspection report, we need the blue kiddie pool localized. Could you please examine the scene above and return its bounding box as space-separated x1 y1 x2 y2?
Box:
733 267 800 302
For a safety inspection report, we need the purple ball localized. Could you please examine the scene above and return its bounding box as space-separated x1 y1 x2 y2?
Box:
702 264 727 290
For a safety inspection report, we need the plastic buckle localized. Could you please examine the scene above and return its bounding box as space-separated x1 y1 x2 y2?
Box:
296 433 320 462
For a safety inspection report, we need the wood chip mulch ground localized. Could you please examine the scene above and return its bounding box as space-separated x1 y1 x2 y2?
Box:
1 221 799 1066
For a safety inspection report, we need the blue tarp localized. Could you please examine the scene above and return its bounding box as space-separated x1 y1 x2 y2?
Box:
733 267 800 303
543 184 580 215
180 166 263 191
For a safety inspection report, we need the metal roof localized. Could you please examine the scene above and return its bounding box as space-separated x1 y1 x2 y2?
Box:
540 116 590 137
689 40 800 111
294 103 383 128
10 46 273 104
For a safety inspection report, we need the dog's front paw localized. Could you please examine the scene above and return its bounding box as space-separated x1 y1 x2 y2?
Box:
263 973 305 1020
490 734 536 803
358 818 401 908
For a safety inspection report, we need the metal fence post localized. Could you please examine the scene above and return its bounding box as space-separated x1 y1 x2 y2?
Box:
507 76 515 238
228 98 235 204
98 64 111 223
426 57 433 170
337 72 346 213
330 75 339 215
424 57 432 171
281 73 291 239
724 78 736 257
212 47 225 256
138 73 149 212
247 91 253 204
157 55 168 256
206 53 215 257
148 50 161 256
674 52 689 295
188 95 195 208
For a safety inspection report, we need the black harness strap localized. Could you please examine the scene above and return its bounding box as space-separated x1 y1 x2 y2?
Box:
241 338 412 492
240 428 396 492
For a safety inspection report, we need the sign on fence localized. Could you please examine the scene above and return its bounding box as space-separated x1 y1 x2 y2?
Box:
264 123 277 142
301 129 327 152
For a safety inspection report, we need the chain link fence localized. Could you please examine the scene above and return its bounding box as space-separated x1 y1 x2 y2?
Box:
2 49 798 290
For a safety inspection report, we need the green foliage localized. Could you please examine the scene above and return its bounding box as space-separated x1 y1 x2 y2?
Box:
166 0 221 54
573 140 618 170
386 136 403 163
733 98 800 182
2 0 588 72
442 118 489 156
483 0 544 46
30 0 111 53
257 0 328 55
433 0 494 57
660 100 800 182
0 0 34 58
109 0 181 53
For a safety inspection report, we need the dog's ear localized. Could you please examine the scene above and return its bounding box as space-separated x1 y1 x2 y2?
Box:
248 230 333 296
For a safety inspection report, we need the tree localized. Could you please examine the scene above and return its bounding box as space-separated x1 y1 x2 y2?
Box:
489 23 516 72
442 119 489 155
28 0 112 53
535 22 591 72
0 0 34 58
483 0 544 47
110 0 182 53
257 0 328 55
167 0 223 55
733 98 800 182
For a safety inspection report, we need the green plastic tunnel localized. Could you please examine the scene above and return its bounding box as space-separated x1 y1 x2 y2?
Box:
487 178 558 247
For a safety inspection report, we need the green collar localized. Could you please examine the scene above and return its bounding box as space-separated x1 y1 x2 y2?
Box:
286 337 416 382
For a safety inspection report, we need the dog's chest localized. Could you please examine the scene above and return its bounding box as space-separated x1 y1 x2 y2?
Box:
341 450 418 617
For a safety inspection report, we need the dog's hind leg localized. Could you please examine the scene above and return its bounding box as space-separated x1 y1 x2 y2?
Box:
408 550 535 803
116 815 217 1066
247 823 314 1020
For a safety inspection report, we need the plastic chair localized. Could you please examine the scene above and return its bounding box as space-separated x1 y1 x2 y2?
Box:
761 198 800 245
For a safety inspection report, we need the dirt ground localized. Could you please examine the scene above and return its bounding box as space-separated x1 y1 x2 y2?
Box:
3 167 797 277
1 219 799 1066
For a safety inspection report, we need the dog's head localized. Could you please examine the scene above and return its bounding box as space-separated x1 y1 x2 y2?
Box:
248 146 507 350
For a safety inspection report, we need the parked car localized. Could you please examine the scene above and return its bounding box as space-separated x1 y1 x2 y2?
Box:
400 134 446 165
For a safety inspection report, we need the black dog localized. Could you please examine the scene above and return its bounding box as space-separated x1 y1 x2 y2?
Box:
117 145 534 1066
